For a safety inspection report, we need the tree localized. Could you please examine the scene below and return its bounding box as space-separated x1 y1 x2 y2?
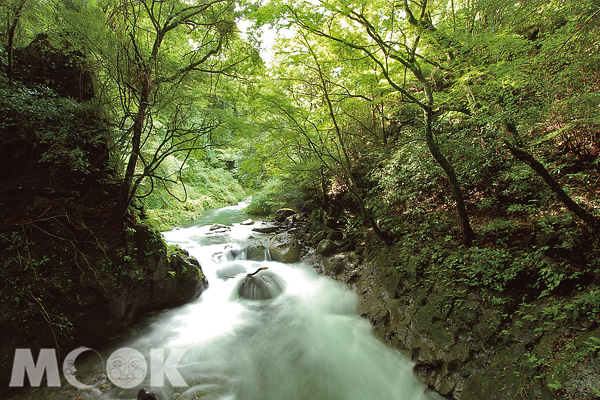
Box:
103 0 227 215
4 0 28 85
505 139 599 229
300 32 394 242
1 0 260 217
261 30 394 241
89 0 259 216
451 0 600 230
260 0 476 245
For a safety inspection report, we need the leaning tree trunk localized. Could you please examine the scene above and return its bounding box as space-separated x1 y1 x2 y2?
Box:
347 182 395 245
505 140 599 229
424 108 475 246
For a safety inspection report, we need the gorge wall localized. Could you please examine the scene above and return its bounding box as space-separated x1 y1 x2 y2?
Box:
0 78 206 393
317 248 599 400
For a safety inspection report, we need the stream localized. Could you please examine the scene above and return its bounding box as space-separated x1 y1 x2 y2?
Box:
9 201 443 400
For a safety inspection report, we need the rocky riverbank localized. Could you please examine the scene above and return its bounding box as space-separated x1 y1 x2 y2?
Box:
318 247 599 399
153 206 599 400
267 208 600 400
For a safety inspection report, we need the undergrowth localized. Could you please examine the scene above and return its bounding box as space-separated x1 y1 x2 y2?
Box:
140 156 246 231
244 177 308 216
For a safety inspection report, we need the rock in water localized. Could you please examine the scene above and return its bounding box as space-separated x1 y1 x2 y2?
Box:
210 223 231 231
245 240 267 261
237 271 285 300
216 264 247 280
138 388 158 400
269 233 300 263
252 224 280 234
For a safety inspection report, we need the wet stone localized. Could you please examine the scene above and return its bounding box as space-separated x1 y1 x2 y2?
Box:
210 223 231 231
237 271 286 300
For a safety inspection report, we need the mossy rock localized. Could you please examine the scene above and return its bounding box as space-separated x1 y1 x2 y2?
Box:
268 233 300 263
274 208 296 222
317 239 337 255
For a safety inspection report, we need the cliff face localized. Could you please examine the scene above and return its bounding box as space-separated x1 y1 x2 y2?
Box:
320 248 600 400
0 78 206 392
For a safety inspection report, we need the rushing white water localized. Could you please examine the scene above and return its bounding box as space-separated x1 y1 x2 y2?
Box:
138 201 440 400
8 201 442 400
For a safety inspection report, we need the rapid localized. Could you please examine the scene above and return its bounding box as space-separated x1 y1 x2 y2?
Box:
9 201 442 400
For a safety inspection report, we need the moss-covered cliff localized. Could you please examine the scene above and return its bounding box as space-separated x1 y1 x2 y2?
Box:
310 224 600 399
0 81 207 394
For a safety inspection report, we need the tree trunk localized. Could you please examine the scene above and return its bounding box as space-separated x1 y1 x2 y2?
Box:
7 0 27 86
425 107 475 246
344 180 394 244
319 166 330 209
307 36 394 244
419 74 474 246
120 77 150 216
505 140 599 229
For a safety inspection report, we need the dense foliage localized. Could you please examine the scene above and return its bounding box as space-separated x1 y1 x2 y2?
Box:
241 1 600 397
1 0 600 397
2 0 256 224
241 0 600 242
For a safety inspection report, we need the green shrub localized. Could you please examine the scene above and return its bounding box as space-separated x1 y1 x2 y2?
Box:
140 155 245 230
244 178 289 216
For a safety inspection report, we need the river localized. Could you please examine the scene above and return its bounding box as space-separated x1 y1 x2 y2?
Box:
9 201 443 400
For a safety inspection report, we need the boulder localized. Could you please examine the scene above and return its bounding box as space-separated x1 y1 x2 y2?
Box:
246 240 267 261
269 233 300 263
252 224 280 234
237 270 286 300
138 388 159 400
210 223 230 231
311 230 327 245
152 250 207 305
327 230 345 241
274 208 296 222
107 248 207 330
240 219 254 225
317 239 337 256
285 214 301 229
337 239 356 253
323 252 362 275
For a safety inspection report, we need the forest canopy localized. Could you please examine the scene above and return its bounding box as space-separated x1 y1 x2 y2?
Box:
1 0 599 238
242 0 600 244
